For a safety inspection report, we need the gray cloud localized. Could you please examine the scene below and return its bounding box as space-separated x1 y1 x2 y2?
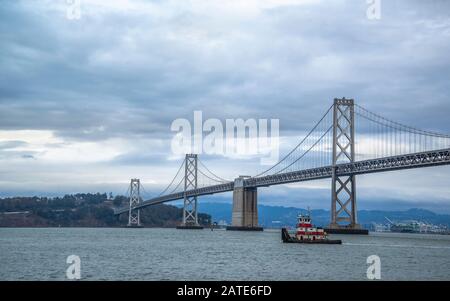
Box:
2 1 450 137
0 0 450 209
0 140 28 149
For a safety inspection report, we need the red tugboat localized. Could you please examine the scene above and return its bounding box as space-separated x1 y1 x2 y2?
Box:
282 209 342 244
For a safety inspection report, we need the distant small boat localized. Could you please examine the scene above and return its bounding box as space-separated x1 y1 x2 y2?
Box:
281 210 342 244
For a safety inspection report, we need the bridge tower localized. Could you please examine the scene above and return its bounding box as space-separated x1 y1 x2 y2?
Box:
177 154 203 229
128 178 142 227
327 98 362 233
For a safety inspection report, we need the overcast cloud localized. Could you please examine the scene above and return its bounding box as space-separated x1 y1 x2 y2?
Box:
1 0 450 211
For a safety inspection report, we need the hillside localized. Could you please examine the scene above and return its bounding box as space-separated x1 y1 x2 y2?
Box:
0 194 211 227
3 195 448 229
196 202 450 228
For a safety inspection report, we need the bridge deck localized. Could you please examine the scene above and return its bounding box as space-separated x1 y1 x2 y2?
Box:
114 148 450 215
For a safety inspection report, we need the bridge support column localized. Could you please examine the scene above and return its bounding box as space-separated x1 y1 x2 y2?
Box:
128 178 143 227
327 98 367 234
177 154 203 229
227 177 263 231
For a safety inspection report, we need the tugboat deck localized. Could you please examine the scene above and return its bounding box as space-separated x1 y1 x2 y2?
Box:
281 228 342 244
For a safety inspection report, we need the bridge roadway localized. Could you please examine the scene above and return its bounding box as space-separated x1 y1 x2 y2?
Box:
114 148 450 215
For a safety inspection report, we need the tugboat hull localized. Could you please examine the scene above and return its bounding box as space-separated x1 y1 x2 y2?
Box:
281 228 342 244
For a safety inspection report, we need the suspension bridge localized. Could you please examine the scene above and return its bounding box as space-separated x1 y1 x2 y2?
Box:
114 98 450 233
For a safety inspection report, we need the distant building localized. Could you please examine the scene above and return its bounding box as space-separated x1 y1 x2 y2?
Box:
372 223 390 232
385 217 449 234
217 220 228 226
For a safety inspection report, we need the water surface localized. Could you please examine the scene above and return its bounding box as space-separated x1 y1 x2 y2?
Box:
0 228 449 280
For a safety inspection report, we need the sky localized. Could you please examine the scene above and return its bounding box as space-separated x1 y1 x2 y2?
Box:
1 0 450 212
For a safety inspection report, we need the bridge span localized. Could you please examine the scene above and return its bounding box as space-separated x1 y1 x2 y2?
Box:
114 98 450 233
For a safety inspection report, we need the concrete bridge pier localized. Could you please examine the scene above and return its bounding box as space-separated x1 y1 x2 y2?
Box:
226 177 263 231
